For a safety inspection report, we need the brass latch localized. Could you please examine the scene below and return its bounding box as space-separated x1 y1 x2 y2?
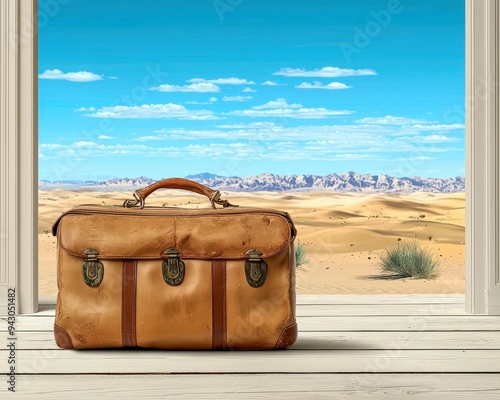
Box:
245 249 267 288
82 248 104 287
162 248 185 286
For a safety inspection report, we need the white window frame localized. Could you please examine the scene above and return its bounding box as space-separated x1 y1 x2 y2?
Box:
466 0 500 314
0 0 498 314
0 0 37 314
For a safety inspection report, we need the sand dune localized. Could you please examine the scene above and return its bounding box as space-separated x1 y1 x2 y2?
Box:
39 189 465 296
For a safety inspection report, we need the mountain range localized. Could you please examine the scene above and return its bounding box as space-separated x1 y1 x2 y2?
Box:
39 172 465 193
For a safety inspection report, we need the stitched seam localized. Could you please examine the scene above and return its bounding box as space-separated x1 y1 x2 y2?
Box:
275 327 288 348
222 260 227 349
132 260 137 347
59 212 289 221
54 209 293 237
211 260 215 349
122 260 136 347
173 217 177 249
60 250 165 259
122 261 126 346
122 261 126 345
211 260 227 350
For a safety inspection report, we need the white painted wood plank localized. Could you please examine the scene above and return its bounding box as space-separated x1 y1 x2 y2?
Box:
296 294 465 305
297 316 500 331
2 330 499 351
296 303 468 316
12 374 500 399
292 331 500 350
3 315 499 332
4 350 500 374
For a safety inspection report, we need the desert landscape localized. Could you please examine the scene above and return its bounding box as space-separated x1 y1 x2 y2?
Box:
38 189 465 297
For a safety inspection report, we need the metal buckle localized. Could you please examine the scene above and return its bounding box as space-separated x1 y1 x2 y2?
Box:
123 191 145 209
210 190 239 209
82 248 104 287
245 249 267 288
162 248 185 286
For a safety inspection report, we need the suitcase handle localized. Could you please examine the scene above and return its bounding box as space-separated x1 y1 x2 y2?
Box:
123 177 238 209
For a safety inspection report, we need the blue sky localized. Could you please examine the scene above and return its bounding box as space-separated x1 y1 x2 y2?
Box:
38 0 465 181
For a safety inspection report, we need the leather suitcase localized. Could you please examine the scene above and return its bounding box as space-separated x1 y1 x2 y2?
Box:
52 178 298 350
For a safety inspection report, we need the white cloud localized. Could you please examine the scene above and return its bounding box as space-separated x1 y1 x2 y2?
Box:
133 135 170 142
333 153 380 160
405 156 435 161
75 106 96 112
243 87 257 93
222 96 253 102
187 97 219 104
84 103 218 120
262 81 282 86
138 123 462 147
252 98 303 110
57 149 78 157
356 115 429 125
185 101 211 105
227 107 354 119
108 76 119 80
73 141 97 147
421 135 458 142
149 82 220 92
43 141 268 160
274 66 377 77
295 81 352 90
39 143 64 150
38 152 55 160
39 69 103 82
41 122 462 162
187 77 255 85
405 123 465 131
216 122 279 129
98 135 115 140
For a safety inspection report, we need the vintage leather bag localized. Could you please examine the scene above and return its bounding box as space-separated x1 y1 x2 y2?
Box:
52 178 298 350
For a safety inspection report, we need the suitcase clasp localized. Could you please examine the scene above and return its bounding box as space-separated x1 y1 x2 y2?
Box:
245 249 267 288
162 248 185 286
82 249 104 287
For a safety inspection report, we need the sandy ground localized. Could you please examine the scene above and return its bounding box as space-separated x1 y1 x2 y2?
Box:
39 189 465 296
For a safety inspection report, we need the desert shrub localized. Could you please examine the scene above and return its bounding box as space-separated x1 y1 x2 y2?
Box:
295 242 309 268
380 241 438 279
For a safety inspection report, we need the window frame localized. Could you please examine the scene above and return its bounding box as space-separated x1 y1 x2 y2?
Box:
465 0 500 314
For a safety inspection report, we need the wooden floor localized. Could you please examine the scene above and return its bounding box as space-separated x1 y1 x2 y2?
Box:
1 295 500 399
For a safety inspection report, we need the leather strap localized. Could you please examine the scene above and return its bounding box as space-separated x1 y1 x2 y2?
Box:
211 260 227 350
137 178 217 202
122 260 137 347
